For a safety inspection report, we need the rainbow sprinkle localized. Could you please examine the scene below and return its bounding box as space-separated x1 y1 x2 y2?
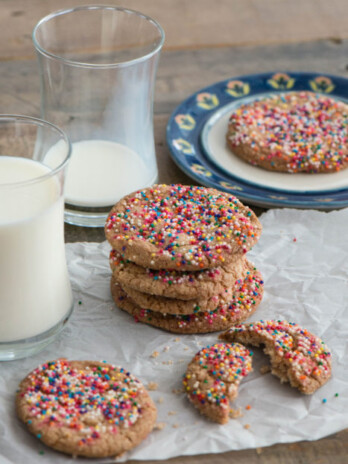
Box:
106 185 260 268
122 267 264 330
228 92 348 173
224 320 332 387
109 249 222 285
183 343 252 406
19 360 144 446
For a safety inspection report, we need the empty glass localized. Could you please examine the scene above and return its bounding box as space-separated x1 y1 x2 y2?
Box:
33 6 165 227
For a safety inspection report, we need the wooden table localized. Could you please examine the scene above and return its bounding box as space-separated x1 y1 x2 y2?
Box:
1 1 347 462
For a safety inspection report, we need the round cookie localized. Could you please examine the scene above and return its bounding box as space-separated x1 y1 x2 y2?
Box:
183 343 253 424
120 284 241 315
111 263 264 334
226 91 348 173
117 257 249 315
220 320 332 394
105 184 262 271
16 359 157 458
110 249 247 300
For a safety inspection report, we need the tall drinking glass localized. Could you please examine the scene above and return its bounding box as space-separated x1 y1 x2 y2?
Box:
0 115 73 361
33 6 165 227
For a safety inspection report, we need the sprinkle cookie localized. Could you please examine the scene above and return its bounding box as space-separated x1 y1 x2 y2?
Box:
220 320 332 394
110 249 247 300
120 283 245 315
226 92 348 173
116 258 249 315
105 184 261 271
183 343 252 424
111 263 264 333
16 359 157 458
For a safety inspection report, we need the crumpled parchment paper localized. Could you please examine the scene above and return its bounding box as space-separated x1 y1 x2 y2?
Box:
1 208 347 463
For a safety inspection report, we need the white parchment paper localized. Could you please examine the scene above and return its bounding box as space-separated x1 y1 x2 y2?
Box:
1 208 348 463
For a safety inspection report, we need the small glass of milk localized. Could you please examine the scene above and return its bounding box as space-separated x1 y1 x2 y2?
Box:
33 6 165 227
0 115 73 361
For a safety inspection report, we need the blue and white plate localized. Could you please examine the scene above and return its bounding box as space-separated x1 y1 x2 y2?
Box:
166 71 348 208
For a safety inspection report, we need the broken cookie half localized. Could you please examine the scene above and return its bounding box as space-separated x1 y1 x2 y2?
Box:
183 343 252 424
220 320 332 394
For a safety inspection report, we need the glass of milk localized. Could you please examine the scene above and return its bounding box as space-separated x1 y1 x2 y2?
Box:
33 6 165 227
0 115 73 361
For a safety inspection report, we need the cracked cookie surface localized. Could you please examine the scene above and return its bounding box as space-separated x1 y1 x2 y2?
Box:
227 91 348 173
183 343 252 424
116 258 252 315
110 249 246 301
220 320 332 394
16 359 157 458
111 263 264 334
105 184 261 271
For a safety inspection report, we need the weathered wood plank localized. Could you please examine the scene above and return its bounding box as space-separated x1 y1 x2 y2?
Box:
127 428 348 464
1 39 348 118
0 0 348 60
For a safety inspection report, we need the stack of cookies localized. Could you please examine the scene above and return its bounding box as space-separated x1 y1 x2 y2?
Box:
105 184 264 334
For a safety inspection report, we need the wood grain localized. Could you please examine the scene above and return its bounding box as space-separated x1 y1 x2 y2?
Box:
0 0 348 60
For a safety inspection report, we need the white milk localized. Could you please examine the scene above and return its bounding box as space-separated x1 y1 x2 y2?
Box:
45 140 157 207
0 157 73 342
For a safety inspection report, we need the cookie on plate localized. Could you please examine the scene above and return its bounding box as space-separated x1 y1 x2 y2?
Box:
16 359 157 458
226 91 348 173
111 263 264 333
183 343 252 424
105 184 261 271
220 320 332 394
110 249 247 300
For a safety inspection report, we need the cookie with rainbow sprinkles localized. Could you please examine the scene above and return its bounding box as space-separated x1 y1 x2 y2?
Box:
109 248 247 301
226 91 348 173
105 184 261 271
16 359 157 458
183 343 253 424
220 320 332 394
115 257 249 315
110 262 264 333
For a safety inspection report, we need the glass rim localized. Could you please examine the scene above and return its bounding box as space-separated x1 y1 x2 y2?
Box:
32 5 165 69
0 114 71 189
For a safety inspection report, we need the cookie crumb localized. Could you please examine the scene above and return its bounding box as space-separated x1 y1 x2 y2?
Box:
146 382 158 391
172 423 180 428
260 365 271 374
151 351 159 358
172 387 184 395
157 397 164 404
244 424 251 430
154 422 166 431
229 408 243 419
163 346 170 352
184 347 189 351
162 360 173 365
256 447 263 455
168 411 177 416
174 337 181 342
